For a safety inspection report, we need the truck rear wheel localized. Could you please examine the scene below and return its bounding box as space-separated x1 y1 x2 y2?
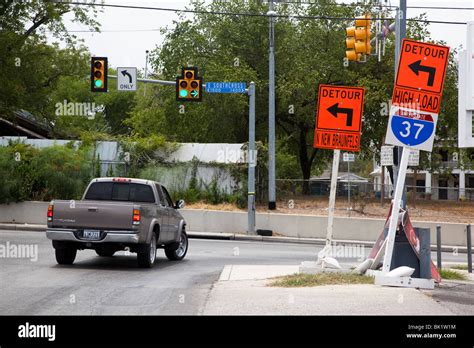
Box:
55 248 77 265
137 233 156 268
165 230 188 261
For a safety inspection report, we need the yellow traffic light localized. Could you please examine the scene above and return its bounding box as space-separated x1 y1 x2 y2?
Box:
176 67 202 102
345 15 371 62
91 57 108 92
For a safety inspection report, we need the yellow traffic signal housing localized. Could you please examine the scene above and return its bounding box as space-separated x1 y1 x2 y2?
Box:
91 57 108 92
176 67 202 102
345 15 372 61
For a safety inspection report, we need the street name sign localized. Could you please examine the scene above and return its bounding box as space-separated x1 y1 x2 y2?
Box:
117 67 137 91
381 145 419 166
343 153 355 162
206 82 247 94
386 39 450 152
313 84 365 152
380 145 394 166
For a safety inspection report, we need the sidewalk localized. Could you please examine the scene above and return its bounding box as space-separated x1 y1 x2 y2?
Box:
201 265 458 315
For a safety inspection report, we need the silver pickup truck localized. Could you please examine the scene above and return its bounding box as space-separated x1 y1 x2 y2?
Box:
46 177 188 268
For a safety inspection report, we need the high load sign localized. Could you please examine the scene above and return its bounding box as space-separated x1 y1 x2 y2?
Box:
386 39 450 152
313 85 365 152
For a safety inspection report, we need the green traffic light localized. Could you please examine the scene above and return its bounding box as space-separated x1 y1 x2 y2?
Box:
179 89 188 98
95 79 103 88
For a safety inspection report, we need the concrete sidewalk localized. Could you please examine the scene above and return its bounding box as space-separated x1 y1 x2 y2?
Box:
201 265 457 315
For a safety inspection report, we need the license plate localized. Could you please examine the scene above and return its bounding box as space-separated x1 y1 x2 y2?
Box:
82 230 101 240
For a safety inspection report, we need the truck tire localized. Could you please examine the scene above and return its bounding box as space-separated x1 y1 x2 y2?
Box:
95 249 115 257
55 248 77 265
137 233 157 268
165 230 188 261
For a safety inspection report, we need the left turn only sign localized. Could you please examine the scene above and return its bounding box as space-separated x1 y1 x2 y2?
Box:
117 67 137 91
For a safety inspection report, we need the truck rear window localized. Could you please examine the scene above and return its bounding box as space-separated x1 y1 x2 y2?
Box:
84 182 155 203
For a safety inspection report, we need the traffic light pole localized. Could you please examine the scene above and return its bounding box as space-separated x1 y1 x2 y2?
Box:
109 75 176 86
109 74 257 234
267 0 277 210
248 82 256 234
393 0 407 209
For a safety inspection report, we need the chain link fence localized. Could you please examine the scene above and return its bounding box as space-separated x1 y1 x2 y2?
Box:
275 179 474 203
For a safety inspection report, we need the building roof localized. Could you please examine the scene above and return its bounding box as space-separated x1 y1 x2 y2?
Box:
311 170 369 182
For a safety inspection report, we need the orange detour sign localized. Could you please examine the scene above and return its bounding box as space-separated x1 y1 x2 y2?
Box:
396 39 450 95
313 84 365 152
386 39 450 152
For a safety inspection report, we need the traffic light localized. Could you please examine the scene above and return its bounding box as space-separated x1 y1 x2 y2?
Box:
91 57 108 92
345 15 371 62
176 67 202 102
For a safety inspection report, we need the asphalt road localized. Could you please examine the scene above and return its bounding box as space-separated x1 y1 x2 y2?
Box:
0 230 470 315
0 230 319 315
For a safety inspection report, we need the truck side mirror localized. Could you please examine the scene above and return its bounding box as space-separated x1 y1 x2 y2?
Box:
175 199 185 209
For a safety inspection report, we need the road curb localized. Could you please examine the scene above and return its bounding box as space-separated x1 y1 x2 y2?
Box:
0 223 469 252
188 231 234 240
0 223 46 232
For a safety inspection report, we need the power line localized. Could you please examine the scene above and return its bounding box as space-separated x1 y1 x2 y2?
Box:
276 0 474 10
47 1 468 25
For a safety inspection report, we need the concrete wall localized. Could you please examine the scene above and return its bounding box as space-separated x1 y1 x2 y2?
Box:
0 202 471 247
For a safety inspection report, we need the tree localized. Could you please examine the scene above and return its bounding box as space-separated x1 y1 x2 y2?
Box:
0 0 101 119
147 1 409 193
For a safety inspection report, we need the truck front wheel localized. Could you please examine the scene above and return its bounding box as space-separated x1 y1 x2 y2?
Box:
55 248 77 265
137 233 157 268
165 230 188 261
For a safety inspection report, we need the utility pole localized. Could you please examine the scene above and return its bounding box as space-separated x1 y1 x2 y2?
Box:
393 0 407 208
267 0 276 210
144 50 149 96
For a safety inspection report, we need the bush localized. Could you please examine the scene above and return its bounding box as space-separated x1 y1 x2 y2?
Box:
0 143 92 203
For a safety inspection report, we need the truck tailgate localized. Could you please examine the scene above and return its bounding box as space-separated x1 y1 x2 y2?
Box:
51 200 137 230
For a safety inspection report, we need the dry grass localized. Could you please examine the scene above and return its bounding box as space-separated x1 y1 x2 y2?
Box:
187 197 474 224
268 272 374 287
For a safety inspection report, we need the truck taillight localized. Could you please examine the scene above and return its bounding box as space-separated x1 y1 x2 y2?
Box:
133 209 140 225
113 178 131 183
47 205 53 222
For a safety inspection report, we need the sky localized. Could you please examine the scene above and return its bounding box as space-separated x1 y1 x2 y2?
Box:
49 0 474 73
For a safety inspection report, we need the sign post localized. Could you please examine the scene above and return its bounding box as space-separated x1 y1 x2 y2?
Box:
343 153 355 215
381 39 449 280
314 85 365 267
205 82 256 235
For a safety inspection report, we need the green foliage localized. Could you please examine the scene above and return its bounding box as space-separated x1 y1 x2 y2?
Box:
202 175 229 205
95 154 101 178
438 269 467 281
119 134 179 177
0 143 92 203
0 1 101 120
147 0 456 189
